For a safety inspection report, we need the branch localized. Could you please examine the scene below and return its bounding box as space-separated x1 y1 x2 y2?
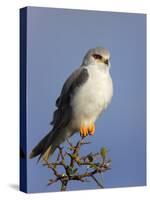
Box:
43 136 111 191
91 174 104 188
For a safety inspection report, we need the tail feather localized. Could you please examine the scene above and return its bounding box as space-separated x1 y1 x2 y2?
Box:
41 146 52 162
29 131 52 159
29 128 69 162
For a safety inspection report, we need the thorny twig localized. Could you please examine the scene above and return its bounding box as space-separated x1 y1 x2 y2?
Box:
43 136 111 191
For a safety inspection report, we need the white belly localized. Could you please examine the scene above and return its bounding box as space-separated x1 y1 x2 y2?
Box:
71 65 113 130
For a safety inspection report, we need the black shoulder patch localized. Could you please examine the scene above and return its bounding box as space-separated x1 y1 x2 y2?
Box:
71 68 89 90
50 68 89 127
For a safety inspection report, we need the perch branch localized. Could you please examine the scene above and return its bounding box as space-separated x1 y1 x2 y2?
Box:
43 136 111 191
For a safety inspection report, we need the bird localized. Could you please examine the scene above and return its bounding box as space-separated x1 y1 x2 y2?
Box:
29 47 113 162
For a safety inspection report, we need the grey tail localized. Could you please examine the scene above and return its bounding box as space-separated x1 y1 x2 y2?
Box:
29 130 55 162
29 127 68 162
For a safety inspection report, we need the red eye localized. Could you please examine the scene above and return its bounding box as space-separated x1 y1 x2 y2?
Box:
92 54 102 60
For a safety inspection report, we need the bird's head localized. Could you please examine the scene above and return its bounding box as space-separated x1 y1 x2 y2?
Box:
82 47 110 69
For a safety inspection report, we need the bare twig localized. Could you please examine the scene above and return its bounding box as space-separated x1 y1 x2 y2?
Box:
44 136 111 191
91 174 104 188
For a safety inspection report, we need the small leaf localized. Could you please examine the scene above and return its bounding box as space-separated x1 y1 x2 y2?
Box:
72 168 78 174
87 155 94 162
100 147 108 161
53 163 57 169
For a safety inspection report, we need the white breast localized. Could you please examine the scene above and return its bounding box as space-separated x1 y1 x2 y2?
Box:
71 65 113 130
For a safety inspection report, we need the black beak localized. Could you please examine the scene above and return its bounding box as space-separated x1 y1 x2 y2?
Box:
104 59 109 65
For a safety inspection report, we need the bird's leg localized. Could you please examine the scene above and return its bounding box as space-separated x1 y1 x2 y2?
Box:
80 123 88 137
88 122 95 135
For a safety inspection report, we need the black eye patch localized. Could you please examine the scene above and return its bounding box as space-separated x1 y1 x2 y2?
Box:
92 54 109 65
92 54 102 60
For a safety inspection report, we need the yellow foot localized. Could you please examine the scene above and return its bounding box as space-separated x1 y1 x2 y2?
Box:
80 124 88 137
88 122 95 135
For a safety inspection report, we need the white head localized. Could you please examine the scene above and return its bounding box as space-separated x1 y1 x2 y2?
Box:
82 47 110 69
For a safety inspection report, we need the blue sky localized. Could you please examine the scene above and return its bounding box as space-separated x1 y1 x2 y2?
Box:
25 7 146 193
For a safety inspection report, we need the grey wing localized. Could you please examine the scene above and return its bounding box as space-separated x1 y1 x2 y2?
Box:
30 68 89 161
50 67 89 130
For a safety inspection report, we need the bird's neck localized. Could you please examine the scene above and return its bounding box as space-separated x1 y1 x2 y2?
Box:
99 66 110 75
84 64 110 80
87 64 110 75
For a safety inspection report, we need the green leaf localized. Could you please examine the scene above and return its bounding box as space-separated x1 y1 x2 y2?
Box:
53 163 57 169
72 168 78 174
100 147 108 160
